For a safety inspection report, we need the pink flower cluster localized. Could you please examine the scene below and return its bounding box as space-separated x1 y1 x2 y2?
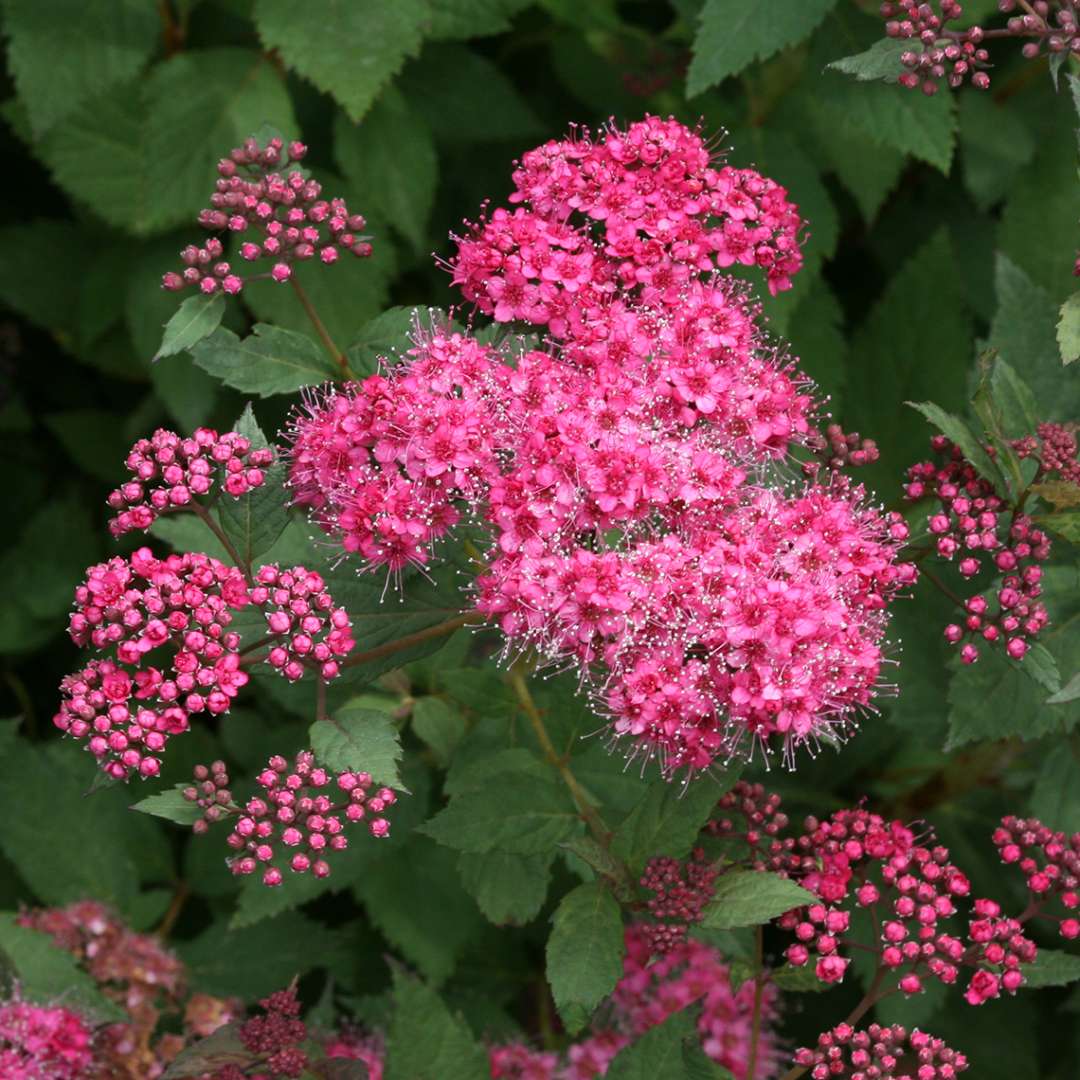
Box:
793 1022 968 1079
288 118 915 775
0 998 95 1080
161 135 371 296
904 435 1050 664
107 427 273 538
452 115 803 308
199 752 394 887
638 850 718 953
55 549 250 779
881 0 1080 94
1014 420 1080 485
285 330 509 573
54 548 357 779
993 815 1080 940
708 782 1039 1005
251 564 355 681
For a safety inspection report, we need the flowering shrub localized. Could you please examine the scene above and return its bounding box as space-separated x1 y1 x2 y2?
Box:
1 4 1079 1080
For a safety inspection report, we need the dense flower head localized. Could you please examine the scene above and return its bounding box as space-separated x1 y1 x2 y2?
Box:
904 434 1051 665
325 1029 385 1078
55 549 250 779
613 925 782 1079
1013 420 1080 485
793 1022 968 1079
282 118 917 776
161 134 371 297
235 986 308 1078
208 751 395 887
452 115 804 312
638 850 718 953
993 815 1080 940
107 427 273 538
0 997 95 1080
250 563 356 681
708 782 1038 1003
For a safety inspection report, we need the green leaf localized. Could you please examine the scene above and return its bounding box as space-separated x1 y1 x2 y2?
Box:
1059 294 1080 365
191 325 339 397
959 92 1038 212
987 356 1039 440
161 1024 249 1080
458 849 554 926
907 400 1007 493
131 785 202 826
179 911 339 999
345 306 433 378
1021 949 1080 989
546 882 624 1033
141 49 299 232
605 1007 732 1079
310 703 405 789
412 697 467 767
686 0 837 95
988 256 1078 422
384 968 489 1080
155 295 226 361
612 772 735 873
1047 673 1080 705
421 773 580 855
426 0 533 39
0 913 125 1021
700 870 816 930
355 837 485 983
0 743 171 913
827 38 907 82
217 404 290 563
772 962 835 992
334 89 438 254
1 0 157 135
1043 511 1080 543
846 230 971 490
1029 750 1080 832
999 107 1079 302
401 44 544 143
254 0 427 122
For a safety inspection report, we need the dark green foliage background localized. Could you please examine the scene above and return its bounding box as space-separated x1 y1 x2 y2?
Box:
0 1 1078 1076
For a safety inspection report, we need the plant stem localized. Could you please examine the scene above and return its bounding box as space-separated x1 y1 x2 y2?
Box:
289 276 350 378
507 663 613 848
190 502 253 585
316 676 327 722
747 926 765 1080
155 881 190 938
340 612 481 669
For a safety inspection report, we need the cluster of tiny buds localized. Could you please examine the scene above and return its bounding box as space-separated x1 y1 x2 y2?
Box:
230 985 309 1079
215 752 394 887
184 759 234 834
107 427 272 537
793 1022 968 1079
883 1 991 93
250 564 356 681
804 424 880 476
993 815 1080 939
162 135 372 297
1013 421 1080 485
882 0 1080 96
638 850 718 953
707 781 791 862
905 435 1050 664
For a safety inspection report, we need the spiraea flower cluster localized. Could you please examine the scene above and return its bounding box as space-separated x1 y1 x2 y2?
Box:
882 0 1080 93
904 434 1050 664
638 850 718 953
161 135 371 297
793 1022 969 1079
107 427 273 538
0 997 95 1079
55 549 251 779
993 815 1080 940
288 117 915 776
706 782 1039 1005
1013 420 1080 485
185 753 394 887
18 900 239 1079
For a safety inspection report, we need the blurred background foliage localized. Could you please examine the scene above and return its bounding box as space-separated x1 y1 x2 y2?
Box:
0 0 1078 1075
